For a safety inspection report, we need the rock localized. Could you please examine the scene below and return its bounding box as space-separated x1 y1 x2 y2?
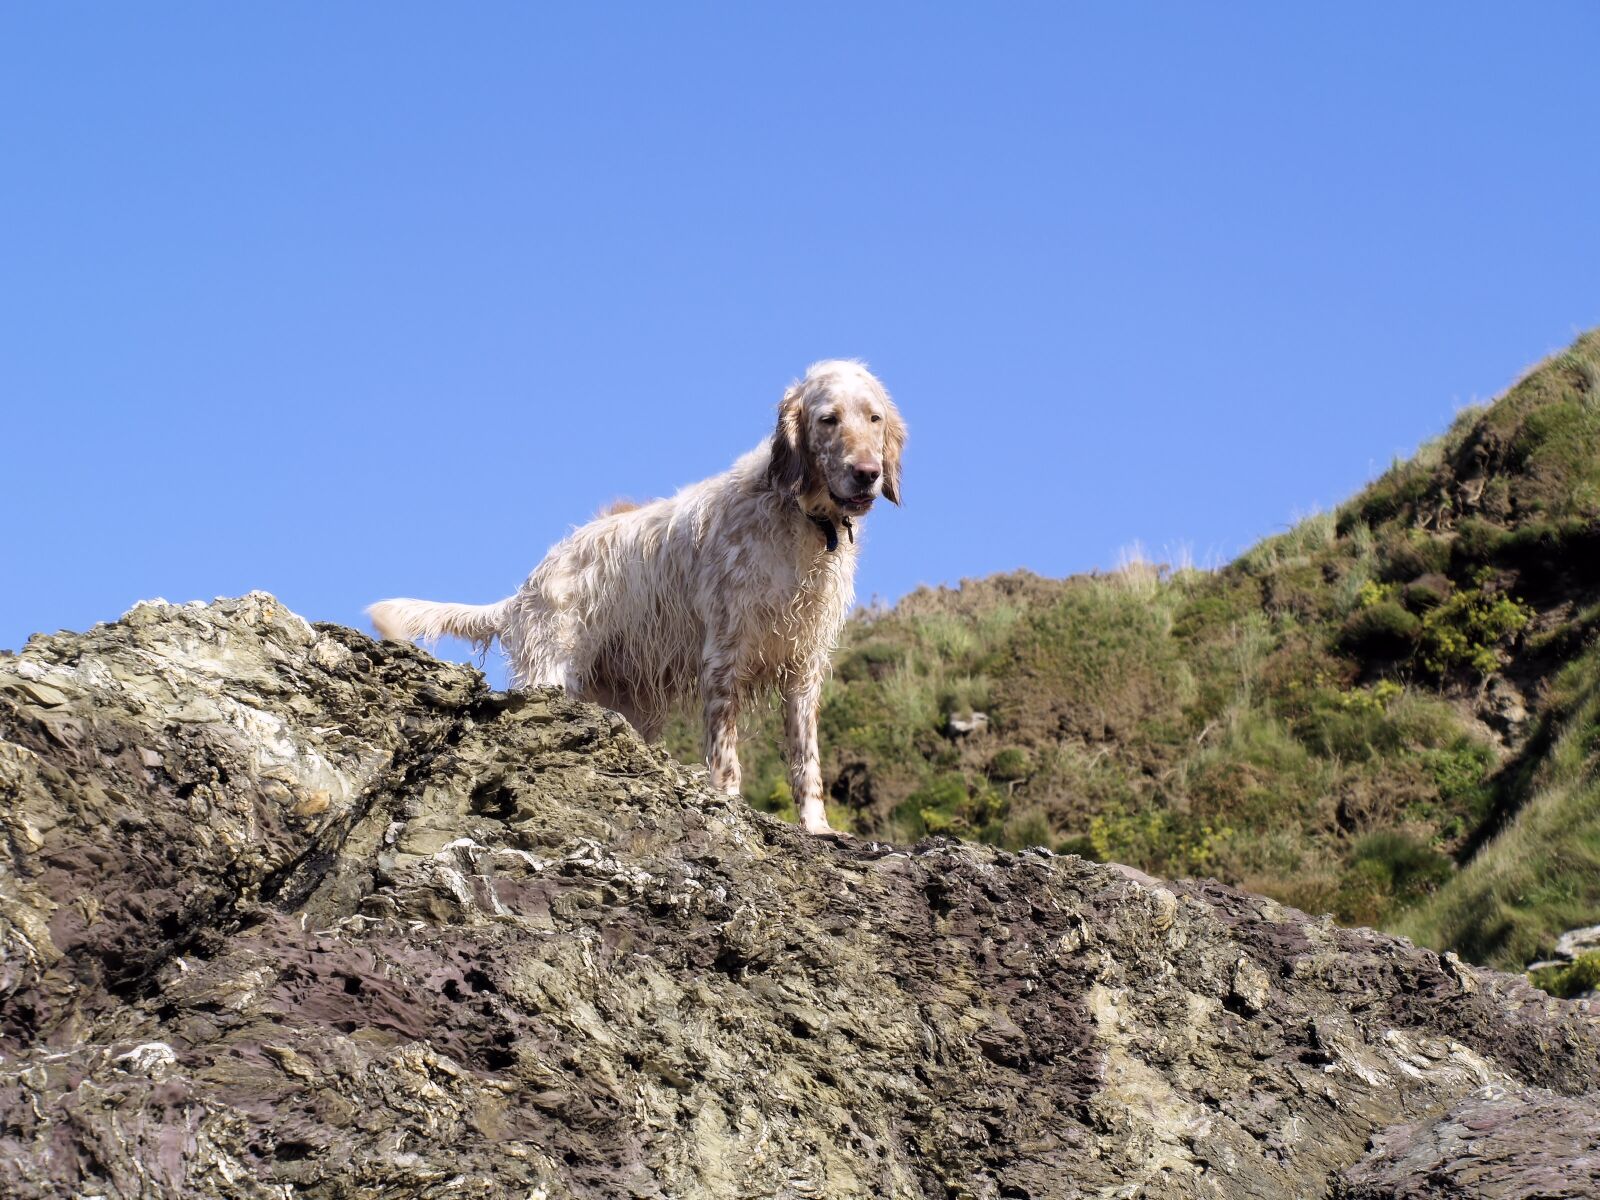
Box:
1401 572 1454 612
944 710 989 737
1105 860 1161 888
1556 925 1600 962
1228 955 1272 1015
1334 1083 1600 1199
2 594 1599 1199
1483 676 1529 735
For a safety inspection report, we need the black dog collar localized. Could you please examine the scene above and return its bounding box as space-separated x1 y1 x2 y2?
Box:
808 511 854 553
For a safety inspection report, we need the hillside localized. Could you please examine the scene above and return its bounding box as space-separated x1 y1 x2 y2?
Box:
3 595 1599 1197
698 330 1600 971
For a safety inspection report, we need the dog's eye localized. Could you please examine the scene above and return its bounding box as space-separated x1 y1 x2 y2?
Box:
870 414 883 423
819 414 839 426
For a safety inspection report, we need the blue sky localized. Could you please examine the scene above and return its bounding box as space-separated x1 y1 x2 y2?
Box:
5 5 1599 685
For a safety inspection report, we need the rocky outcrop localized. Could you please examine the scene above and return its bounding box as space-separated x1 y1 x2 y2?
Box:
2 594 1598 1199
1333 1084 1600 1199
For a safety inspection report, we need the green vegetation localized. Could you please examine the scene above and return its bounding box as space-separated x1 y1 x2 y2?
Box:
665 331 1600 985
1417 569 1533 676
1336 831 1454 927
1395 639 1600 967
1529 952 1600 1000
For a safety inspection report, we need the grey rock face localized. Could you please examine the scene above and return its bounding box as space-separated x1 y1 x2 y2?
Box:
1333 1084 1600 1199
1556 925 1600 962
2 594 1598 1199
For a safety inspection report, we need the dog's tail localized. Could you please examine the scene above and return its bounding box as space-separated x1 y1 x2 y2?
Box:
367 597 510 653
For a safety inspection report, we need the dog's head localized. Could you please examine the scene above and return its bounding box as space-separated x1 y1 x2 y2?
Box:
767 360 905 520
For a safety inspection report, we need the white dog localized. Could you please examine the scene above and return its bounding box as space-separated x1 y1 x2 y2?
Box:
369 360 904 834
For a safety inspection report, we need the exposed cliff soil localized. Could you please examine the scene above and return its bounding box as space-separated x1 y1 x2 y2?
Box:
2 595 1598 1198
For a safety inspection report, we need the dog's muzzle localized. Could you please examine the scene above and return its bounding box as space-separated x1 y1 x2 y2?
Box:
831 490 875 515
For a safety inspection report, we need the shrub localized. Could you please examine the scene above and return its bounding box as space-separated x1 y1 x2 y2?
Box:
1401 573 1453 612
1337 601 1421 658
897 772 1009 842
1507 398 1600 515
965 784 1010 843
1418 570 1533 676
1422 741 1495 809
909 613 979 660
1238 512 1335 576
1025 743 1143 816
987 584 1188 742
1497 518 1597 566
897 773 967 836
1344 461 1435 530
1336 857 1396 926
1453 518 1510 566
1353 830 1453 901
1000 808 1052 851
1420 748 1491 838
1530 951 1600 999
938 675 993 721
1295 686 1406 761
1171 579 1260 643
988 746 1032 782
1335 831 1453 924
1378 529 1453 582
1385 693 1472 750
747 778 855 833
754 778 796 820
1088 805 1233 878
1262 563 1330 622
835 639 903 682
1184 708 1327 828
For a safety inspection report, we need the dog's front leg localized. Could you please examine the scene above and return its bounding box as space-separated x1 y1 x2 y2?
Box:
783 675 831 835
700 654 742 797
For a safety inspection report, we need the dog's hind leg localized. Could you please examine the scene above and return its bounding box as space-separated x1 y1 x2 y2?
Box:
502 637 577 692
698 639 742 796
499 593 583 693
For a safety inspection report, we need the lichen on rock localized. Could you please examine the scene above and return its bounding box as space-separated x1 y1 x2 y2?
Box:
2 595 1597 1198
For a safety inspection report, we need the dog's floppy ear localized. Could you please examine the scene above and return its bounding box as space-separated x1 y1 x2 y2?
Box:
767 381 809 496
881 397 906 505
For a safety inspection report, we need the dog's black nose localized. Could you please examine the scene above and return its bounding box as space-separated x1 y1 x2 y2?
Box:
851 462 881 488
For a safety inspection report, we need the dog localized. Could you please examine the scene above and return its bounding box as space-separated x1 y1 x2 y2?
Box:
369 360 904 834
